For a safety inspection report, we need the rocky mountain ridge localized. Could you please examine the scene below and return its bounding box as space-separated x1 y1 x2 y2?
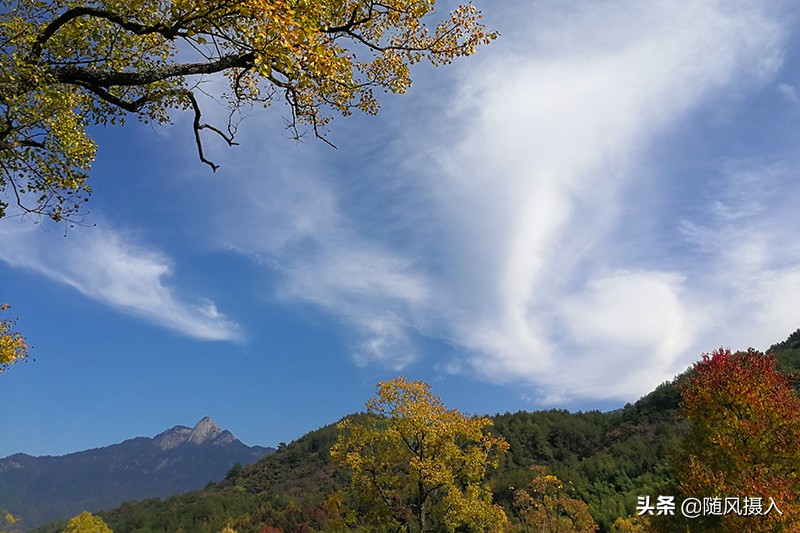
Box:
153 416 235 450
0 417 273 530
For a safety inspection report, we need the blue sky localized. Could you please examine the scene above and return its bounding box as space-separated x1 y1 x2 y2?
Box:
3 0 800 457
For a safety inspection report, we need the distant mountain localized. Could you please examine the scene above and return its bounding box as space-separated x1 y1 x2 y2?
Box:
0 417 273 530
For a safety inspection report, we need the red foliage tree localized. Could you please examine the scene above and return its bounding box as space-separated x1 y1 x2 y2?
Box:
675 348 800 532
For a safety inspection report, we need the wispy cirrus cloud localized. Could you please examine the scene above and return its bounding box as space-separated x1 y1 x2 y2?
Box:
778 83 799 103
204 0 799 403
0 222 240 341
391 0 792 400
206 148 431 365
679 160 800 351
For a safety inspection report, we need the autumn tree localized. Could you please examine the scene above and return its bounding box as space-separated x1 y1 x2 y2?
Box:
672 348 800 532
62 511 113 533
511 466 598 533
330 377 509 532
609 515 649 533
0 511 21 533
0 304 28 373
0 0 497 221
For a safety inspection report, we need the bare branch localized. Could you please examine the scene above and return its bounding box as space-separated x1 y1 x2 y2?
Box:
184 90 238 172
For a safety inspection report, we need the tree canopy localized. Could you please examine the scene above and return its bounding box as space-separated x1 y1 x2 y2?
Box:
511 466 598 533
330 377 509 532
670 348 800 532
0 0 496 221
62 512 112 533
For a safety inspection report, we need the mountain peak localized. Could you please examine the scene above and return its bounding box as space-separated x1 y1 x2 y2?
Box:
154 417 228 450
153 425 192 451
188 417 223 445
0 418 273 529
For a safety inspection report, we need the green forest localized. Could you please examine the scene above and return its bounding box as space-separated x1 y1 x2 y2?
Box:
25 330 800 533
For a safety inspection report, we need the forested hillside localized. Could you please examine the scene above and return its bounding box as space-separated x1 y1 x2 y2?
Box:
29 330 800 533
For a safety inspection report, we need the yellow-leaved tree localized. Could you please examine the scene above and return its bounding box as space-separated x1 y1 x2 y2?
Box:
62 511 112 533
511 466 598 533
0 0 497 221
0 510 21 533
0 305 28 373
330 377 509 533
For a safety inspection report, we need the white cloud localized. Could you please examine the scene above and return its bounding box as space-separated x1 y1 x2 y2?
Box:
553 271 703 396
397 0 790 400
205 141 430 365
0 222 240 341
206 0 798 403
778 82 799 103
279 242 431 367
678 160 800 351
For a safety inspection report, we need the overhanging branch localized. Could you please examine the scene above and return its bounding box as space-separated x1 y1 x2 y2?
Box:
30 6 186 60
185 90 238 171
51 51 255 89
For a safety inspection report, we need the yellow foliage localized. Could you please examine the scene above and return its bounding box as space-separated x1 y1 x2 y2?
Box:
62 512 112 533
610 514 649 532
1 510 21 533
0 305 29 374
0 0 497 220
330 377 509 532
512 466 597 533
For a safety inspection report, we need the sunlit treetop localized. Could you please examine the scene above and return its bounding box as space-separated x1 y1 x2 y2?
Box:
331 377 509 532
62 511 113 532
668 348 800 532
0 0 497 221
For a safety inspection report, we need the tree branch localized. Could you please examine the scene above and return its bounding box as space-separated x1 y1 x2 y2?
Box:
30 6 187 60
73 82 150 113
0 139 46 150
51 51 255 89
184 90 238 172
